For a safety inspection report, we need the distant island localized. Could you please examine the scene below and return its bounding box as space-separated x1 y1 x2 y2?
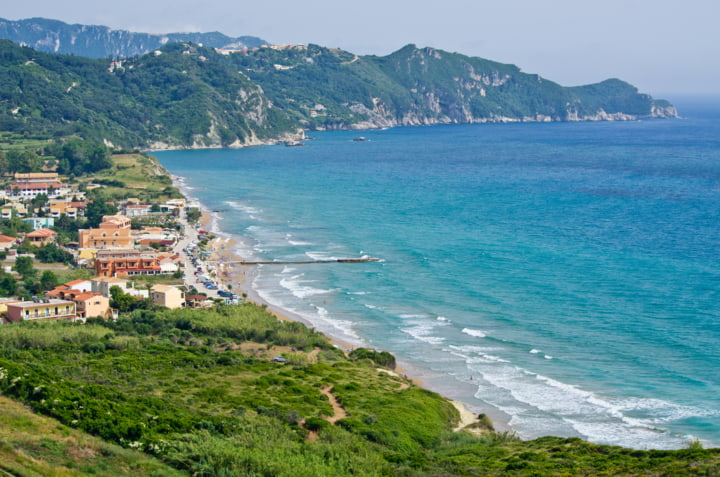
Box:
0 18 677 150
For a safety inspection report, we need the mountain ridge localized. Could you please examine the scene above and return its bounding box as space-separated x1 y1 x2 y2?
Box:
0 26 677 150
0 17 267 59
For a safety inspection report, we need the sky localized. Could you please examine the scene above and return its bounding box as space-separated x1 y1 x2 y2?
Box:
3 0 719 97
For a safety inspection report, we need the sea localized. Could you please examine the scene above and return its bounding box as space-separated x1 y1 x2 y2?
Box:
155 96 720 450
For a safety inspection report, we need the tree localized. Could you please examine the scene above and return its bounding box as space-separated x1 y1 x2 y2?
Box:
13 256 36 280
110 285 138 312
84 201 118 228
35 243 75 264
0 272 18 296
186 207 201 224
39 270 59 291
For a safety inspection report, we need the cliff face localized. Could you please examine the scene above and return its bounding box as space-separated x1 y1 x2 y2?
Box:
229 44 677 133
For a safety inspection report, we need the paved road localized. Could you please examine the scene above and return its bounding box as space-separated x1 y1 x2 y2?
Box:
171 211 223 300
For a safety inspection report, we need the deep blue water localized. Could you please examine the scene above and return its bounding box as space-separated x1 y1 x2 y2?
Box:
155 98 720 449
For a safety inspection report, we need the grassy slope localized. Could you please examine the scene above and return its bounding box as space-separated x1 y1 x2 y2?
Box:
0 396 183 476
0 305 718 476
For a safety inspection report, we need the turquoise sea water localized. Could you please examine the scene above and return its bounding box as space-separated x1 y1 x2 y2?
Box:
155 97 720 450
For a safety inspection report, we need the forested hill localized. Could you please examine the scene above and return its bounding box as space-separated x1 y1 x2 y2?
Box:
0 39 676 149
0 17 267 58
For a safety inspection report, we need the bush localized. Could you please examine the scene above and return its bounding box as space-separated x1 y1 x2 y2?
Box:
349 348 396 369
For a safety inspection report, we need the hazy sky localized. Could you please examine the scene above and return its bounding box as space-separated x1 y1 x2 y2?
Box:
4 1 719 96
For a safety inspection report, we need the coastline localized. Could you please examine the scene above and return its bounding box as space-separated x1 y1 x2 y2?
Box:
175 174 490 433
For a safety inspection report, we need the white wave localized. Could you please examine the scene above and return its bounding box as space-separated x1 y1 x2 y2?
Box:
448 345 510 364
254 288 361 344
400 316 450 345
364 304 379 310
472 364 695 449
401 324 445 345
288 239 314 246
462 328 487 338
437 316 449 322
225 200 262 216
279 276 336 300
612 397 720 423
305 251 339 261
530 349 542 354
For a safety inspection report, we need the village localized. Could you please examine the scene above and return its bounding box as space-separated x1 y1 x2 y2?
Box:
0 169 237 325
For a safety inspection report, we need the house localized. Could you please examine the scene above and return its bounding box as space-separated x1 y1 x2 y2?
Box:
0 235 16 251
159 256 180 274
73 292 114 320
7 172 65 199
47 200 82 218
99 215 131 229
78 215 134 250
24 217 55 230
165 198 186 210
94 249 162 277
91 276 148 299
62 279 93 293
0 298 23 317
134 226 177 249
124 204 152 217
185 294 211 308
25 228 57 245
6 298 77 323
150 284 185 309
45 288 113 321
0 209 11 220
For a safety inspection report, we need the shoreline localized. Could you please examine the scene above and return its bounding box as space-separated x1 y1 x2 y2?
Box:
176 176 492 433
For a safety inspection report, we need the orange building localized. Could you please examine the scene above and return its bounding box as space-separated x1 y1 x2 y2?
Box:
79 215 134 250
25 228 57 245
46 287 113 320
94 249 162 277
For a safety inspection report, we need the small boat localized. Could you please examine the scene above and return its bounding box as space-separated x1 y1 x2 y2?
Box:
353 136 367 142
284 140 305 147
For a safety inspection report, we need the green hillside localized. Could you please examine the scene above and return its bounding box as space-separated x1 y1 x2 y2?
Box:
0 40 675 149
0 305 717 476
0 40 295 148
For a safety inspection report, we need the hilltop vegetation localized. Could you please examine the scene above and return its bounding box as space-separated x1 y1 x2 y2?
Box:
0 39 675 150
0 40 295 148
0 304 718 476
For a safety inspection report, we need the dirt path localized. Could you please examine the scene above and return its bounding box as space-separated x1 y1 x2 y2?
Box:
305 386 347 442
319 386 347 423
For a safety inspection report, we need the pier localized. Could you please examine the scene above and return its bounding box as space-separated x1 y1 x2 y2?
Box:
223 257 382 265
